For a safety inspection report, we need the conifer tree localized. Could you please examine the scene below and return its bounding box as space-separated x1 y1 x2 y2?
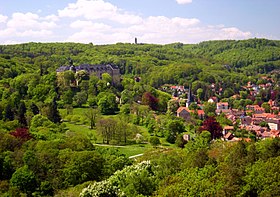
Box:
47 98 61 123
4 102 14 121
17 101 27 127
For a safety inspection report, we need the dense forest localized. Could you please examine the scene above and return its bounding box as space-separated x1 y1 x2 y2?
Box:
1 38 280 196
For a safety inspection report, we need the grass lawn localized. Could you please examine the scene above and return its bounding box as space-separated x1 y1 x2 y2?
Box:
108 144 153 157
64 121 154 156
64 122 104 143
60 108 175 157
60 108 119 119
60 107 89 117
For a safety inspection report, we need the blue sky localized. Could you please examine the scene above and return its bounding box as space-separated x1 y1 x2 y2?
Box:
0 0 279 44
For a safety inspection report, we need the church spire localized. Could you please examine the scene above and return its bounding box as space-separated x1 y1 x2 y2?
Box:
186 84 194 108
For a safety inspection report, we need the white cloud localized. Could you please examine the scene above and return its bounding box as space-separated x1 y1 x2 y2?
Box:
221 27 251 39
0 28 15 37
67 31 132 44
0 12 58 44
17 30 53 38
0 14 8 23
0 0 254 44
176 0 192 5
7 12 57 30
59 0 142 25
65 15 202 44
70 20 111 32
64 13 252 44
70 20 94 29
44 14 59 22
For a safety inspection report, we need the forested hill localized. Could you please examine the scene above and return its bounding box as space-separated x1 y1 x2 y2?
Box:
1 38 280 87
1 39 280 196
192 39 280 69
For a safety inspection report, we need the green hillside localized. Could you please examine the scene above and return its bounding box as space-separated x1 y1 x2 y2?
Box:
1 39 280 196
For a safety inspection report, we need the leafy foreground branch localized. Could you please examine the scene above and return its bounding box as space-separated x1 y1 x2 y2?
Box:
80 161 156 197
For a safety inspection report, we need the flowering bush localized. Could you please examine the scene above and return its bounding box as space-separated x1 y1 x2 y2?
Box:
80 161 156 197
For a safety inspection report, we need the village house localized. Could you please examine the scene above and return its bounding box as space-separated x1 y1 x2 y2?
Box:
170 85 185 92
196 110 205 119
216 102 231 115
174 78 280 141
223 126 234 134
240 115 252 125
176 107 205 121
271 130 280 138
226 114 237 124
222 125 234 141
168 85 186 97
247 105 265 114
224 132 234 141
177 107 191 121
217 102 229 110
267 118 280 130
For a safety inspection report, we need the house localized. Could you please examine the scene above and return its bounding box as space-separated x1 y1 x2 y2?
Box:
176 107 205 121
223 126 234 134
246 105 265 114
267 118 280 130
252 113 269 124
216 109 231 115
170 85 185 92
260 131 272 139
223 125 234 141
197 110 205 120
241 125 268 136
217 102 229 110
215 102 231 115
177 107 191 121
240 116 252 125
271 130 280 138
231 109 245 117
227 114 237 124
224 132 234 141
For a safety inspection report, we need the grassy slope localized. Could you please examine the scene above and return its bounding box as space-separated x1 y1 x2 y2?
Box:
60 108 159 157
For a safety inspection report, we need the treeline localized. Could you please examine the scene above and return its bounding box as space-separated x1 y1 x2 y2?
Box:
1 39 280 100
0 127 132 196
1 38 280 76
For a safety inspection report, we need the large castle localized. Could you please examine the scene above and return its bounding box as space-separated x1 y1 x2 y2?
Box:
56 63 120 85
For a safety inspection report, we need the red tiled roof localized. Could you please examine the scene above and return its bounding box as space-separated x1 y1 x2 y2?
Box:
197 110 205 115
266 114 277 119
177 107 189 113
217 102 229 106
224 132 233 139
253 113 270 118
224 126 234 130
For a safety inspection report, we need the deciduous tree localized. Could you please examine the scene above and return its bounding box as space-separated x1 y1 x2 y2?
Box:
200 116 222 139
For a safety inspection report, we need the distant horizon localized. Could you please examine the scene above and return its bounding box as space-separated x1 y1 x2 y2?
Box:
1 37 279 46
1 0 279 45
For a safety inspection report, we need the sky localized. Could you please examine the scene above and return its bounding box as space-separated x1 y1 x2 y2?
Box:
0 0 279 45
